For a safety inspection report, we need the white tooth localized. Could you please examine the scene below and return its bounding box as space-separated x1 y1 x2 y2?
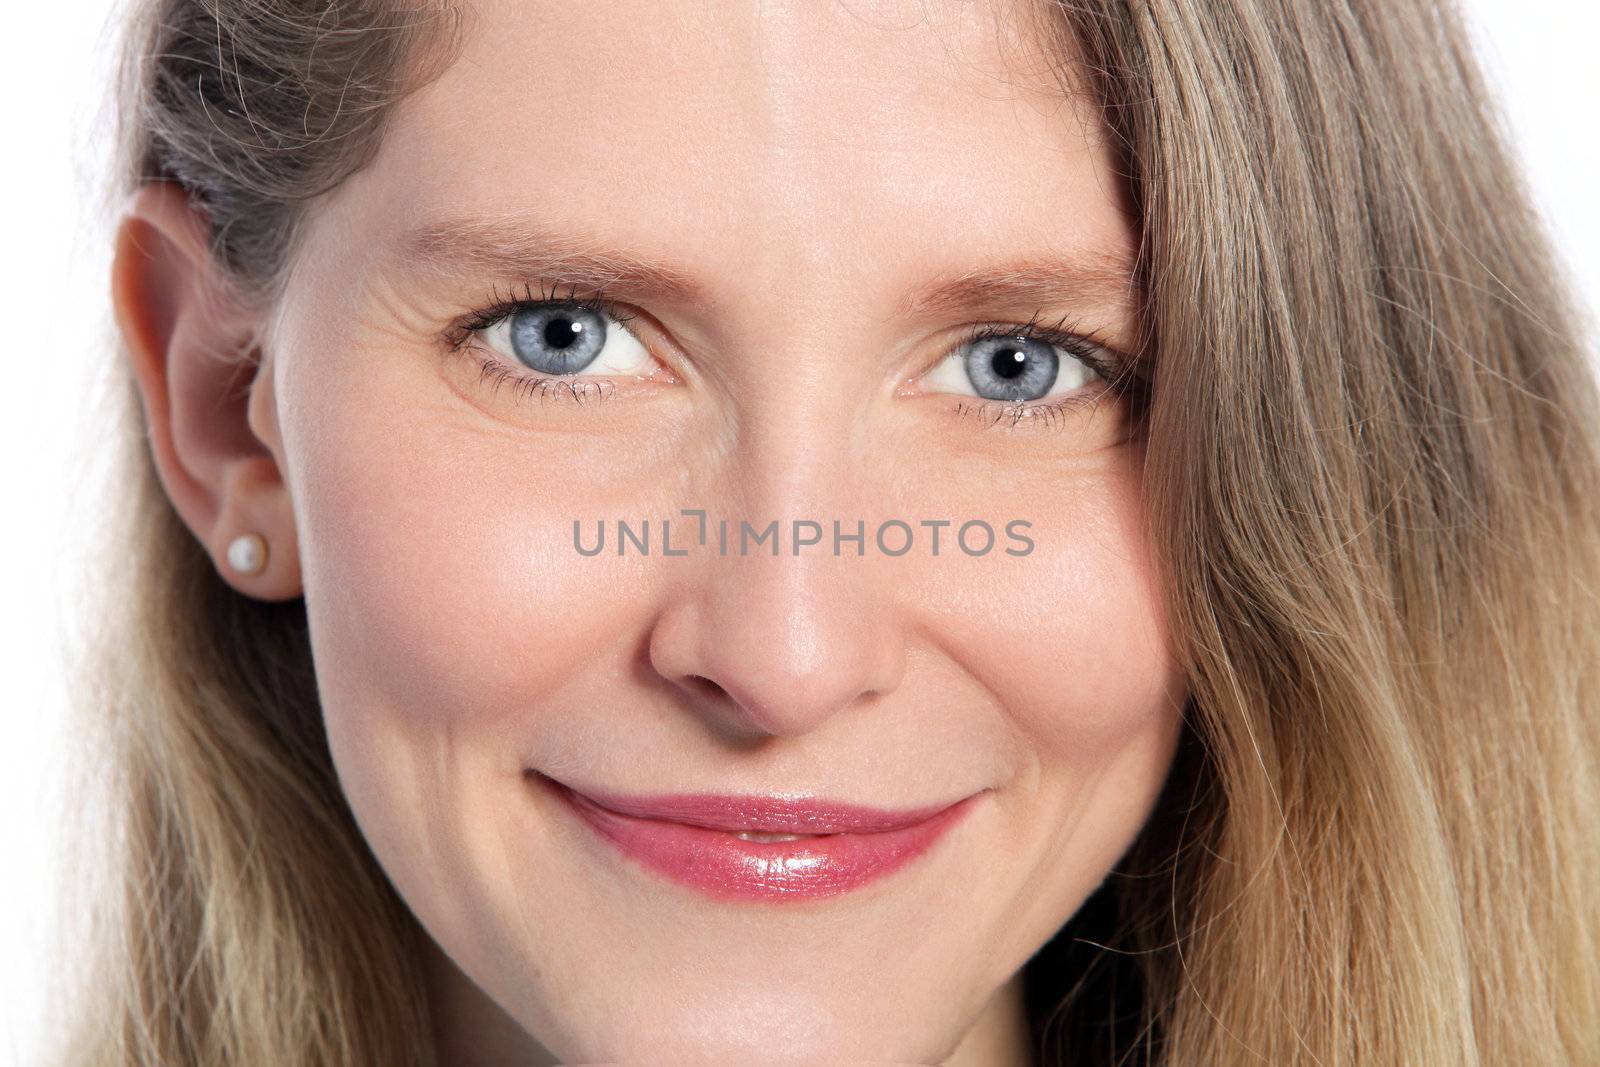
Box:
733 831 810 842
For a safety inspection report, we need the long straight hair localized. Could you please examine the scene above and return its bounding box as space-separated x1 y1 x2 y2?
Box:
63 0 1600 1063
1027 1 1600 1060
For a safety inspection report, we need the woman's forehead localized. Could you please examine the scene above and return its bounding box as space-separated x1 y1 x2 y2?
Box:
313 0 1135 326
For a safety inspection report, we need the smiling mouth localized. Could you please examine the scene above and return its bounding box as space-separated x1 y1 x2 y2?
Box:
529 771 983 902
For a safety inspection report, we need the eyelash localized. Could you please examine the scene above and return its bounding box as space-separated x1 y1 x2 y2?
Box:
948 313 1132 431
442 282 1142 431
443 280 645 408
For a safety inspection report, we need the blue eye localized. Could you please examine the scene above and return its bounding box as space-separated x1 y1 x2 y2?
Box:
479 302 652 377
454 291 1125 426
964 335 1059 401
925 331 1100 402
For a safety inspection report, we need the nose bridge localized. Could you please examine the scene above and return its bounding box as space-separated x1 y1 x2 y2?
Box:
711 244 887 541
647 293 909 740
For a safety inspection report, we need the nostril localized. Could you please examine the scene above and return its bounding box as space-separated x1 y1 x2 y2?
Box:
686 674 728 701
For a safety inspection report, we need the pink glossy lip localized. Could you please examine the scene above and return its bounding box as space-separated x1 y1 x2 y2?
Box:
534 773 980 902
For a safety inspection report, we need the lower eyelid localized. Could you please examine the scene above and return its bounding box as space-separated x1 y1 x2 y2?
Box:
468 352 619 406
949 390 1121 432
454 338 1122 427
466 341 674 390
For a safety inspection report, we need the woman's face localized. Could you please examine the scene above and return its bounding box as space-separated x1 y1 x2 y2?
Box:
253 0 1188 1060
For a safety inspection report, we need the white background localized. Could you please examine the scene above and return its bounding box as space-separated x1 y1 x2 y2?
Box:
2 1 1597 1061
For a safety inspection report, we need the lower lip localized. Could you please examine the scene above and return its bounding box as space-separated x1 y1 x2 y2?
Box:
543 778 979 903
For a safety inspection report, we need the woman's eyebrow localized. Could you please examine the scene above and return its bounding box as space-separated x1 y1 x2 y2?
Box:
387 213 1139 320
390 214 708 303
905 249 1139 321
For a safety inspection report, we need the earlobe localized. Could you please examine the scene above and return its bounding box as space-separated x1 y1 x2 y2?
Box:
111 181 303 602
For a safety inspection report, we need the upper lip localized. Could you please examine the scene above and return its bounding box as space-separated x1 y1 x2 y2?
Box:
545 774 970 834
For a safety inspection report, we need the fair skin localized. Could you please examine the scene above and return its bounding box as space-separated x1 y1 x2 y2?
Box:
112 0 1188 1062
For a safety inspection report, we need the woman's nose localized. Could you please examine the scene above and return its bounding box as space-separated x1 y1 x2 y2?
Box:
642 309 914 741
647 532 908 742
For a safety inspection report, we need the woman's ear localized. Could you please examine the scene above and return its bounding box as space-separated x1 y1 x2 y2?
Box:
111 181 303 601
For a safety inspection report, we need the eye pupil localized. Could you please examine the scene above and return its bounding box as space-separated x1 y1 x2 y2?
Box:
545 316 583 349
992 347 1028 380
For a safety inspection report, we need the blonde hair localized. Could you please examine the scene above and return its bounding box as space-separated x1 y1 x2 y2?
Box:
64 0 1600 1063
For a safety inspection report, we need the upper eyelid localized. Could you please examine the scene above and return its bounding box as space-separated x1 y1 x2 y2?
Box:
444 283 639 351
958 320 1116 369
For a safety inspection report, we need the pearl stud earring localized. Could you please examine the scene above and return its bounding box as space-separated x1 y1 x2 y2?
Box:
226 532 268 576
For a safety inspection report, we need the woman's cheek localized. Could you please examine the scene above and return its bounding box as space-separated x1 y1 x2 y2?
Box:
286 377 678 943
282 342 674 741
905 445 1180 765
